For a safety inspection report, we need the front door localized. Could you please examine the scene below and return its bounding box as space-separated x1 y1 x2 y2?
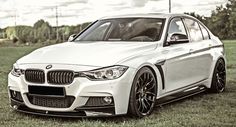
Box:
163 18 196 92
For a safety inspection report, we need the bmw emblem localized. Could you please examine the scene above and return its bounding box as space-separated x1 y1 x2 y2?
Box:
46 65 52 69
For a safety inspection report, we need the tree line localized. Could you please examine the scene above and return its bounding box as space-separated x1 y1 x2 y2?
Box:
0 0 235 44
186 0 235 40
0 20 90 44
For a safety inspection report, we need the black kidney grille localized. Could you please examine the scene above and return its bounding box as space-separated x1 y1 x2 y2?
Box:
25 69 45 84
47 71 74 84
27 95 75 108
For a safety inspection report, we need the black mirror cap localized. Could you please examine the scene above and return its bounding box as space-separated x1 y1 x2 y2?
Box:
68 34 77 42
166 33 189 46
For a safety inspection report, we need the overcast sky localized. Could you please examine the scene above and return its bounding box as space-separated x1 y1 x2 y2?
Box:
0 0 228 28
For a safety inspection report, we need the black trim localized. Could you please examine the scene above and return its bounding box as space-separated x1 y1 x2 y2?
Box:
75 106 115 115
154 60 165 90
27 94 75 108
156 85 206 106
190 45 223 54
10 90 23 102
211 45 223 49
24 69 45 84
47 70 74 85
71 20 98 42
10 99 116 118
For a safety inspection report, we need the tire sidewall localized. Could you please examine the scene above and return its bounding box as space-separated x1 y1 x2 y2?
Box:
210 59 226 93
128 67 157 117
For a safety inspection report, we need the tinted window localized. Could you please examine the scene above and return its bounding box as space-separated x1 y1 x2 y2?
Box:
199 24 210 40
75 18 164 42
168 18 187 37
184 18 203 42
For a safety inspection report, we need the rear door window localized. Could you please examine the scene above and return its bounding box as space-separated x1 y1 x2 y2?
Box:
199 24 210 40
184 18 203 42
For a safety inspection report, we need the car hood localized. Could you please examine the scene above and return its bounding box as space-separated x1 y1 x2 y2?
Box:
17 41 156 67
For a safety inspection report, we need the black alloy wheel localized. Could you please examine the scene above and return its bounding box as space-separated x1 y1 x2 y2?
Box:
210 59 226 93
128 67 157 117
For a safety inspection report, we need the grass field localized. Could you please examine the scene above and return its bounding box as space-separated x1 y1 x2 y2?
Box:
0 41 236 127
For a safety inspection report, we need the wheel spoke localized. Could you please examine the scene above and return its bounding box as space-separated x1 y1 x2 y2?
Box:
143 73 148 84
141 99 147 111
146 91 155 96
217 64 223 71
134 71 157 115
219 70 226 75
144 97 151 107
217 80 224 89
136 90 141 95
139 76 145 85
147 83 155 91
136 98 142 111
218 76 225 83
146 96 155 102
145 78 154 87
137 80 141 88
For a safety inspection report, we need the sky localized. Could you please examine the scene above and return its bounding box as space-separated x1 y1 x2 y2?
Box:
0 0 228 28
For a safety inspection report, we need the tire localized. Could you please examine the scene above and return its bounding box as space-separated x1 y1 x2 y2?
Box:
209 59 226 93
128 67 157 117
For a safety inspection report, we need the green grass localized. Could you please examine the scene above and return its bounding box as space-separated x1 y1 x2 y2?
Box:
0 41 236 127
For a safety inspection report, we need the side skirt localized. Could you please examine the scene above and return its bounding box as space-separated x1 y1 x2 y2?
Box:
156 85 206 106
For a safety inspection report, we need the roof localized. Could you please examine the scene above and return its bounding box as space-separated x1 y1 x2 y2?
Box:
100 13 190 20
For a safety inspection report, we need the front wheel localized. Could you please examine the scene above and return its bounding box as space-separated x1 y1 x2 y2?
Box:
128 67 157 117
209 59 226 93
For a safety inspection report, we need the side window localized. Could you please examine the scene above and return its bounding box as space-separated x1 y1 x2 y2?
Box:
168 18 187 37
199 24 210 40
184 18 203 42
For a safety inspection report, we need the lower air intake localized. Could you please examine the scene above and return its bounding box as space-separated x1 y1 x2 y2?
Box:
27 95 75 108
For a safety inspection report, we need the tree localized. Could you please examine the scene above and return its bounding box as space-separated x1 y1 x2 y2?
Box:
33 19 52 43
208 5 230 39
228 0 236 38
185 0 236 39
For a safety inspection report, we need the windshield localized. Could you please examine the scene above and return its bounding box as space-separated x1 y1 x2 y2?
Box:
74 18 165 42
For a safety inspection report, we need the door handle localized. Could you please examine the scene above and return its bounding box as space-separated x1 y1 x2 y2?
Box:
189 49 194 53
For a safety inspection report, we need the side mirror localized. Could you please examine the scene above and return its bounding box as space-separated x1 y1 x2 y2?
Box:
167 33 189 45
68 34 77 42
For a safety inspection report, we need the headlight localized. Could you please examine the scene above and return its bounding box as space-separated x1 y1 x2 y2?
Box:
11 64 23 77
81 65 128 80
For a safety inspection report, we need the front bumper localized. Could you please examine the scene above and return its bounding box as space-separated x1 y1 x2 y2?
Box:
8 64 136 117
10 98 116 117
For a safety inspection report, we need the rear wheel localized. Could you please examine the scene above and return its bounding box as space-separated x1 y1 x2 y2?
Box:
128 67 157 117
209 59 226 93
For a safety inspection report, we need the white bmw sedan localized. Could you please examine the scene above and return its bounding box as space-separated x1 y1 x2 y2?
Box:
8 14 226 118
